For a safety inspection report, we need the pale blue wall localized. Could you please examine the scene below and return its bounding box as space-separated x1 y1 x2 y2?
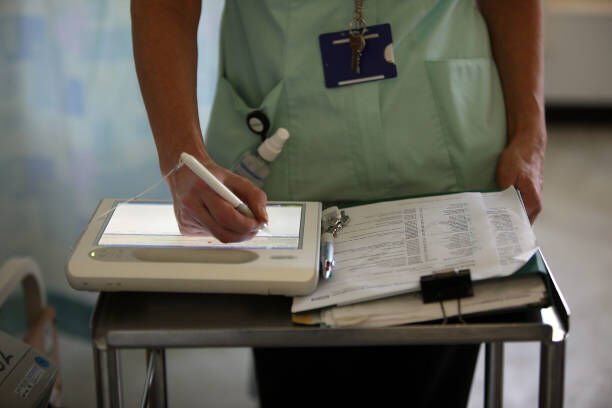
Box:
0 1 224 300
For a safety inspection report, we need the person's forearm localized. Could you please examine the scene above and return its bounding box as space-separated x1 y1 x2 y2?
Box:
131 0 206 173
479 0 546 222
478 0 546 151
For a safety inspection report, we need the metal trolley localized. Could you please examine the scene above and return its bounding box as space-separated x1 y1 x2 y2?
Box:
91 254 569 408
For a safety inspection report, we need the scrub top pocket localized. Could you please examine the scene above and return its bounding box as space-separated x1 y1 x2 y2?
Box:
425 58 506 191
205 76 285 172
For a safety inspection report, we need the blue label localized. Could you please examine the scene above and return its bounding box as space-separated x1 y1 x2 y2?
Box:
34 356 49 368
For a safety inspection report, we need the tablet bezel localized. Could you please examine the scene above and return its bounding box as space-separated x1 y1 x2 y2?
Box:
67 199 322 296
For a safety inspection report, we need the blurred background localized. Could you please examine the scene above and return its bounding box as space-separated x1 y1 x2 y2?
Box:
0 0 610 406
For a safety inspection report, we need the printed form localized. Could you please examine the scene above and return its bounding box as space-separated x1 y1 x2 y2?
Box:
292 187 536 313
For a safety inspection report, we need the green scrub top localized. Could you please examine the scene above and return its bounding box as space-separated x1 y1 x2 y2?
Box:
205 0 507 202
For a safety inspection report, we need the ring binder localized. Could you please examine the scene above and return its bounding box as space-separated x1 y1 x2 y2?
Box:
420 269 474 324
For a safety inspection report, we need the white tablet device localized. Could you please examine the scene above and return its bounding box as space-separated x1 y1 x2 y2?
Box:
67 200 322 296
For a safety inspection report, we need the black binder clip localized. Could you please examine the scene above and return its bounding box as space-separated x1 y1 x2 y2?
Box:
420 269 474 324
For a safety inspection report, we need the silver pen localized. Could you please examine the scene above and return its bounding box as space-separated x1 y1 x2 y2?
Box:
320 231 335 280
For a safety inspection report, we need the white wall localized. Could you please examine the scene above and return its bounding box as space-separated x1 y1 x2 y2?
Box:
544 2 612 104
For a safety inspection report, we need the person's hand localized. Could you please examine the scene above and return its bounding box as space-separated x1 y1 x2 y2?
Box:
496 129 546 224
166 158 268 242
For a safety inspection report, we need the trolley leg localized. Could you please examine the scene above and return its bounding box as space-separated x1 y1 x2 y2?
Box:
146 348 168 408
485 342 504 408
94 346 123 408
539 340 565 408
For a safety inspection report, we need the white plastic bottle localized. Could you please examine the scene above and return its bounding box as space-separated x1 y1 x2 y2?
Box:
233 128 290 187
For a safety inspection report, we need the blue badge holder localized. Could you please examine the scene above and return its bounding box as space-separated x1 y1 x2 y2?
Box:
319 23 398 88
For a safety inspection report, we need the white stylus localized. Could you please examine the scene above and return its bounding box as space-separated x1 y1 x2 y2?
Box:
179 152 255 219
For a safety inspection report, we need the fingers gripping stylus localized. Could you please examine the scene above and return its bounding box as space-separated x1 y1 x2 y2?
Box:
179 153 256 219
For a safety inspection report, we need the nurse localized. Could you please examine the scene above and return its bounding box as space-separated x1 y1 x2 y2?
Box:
132 0 546 405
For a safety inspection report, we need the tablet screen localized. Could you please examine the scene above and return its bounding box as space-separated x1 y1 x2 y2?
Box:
98 202 303 249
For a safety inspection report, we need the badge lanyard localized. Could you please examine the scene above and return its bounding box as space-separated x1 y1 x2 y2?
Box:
349 0 367 33
348 0 367 73
319 0 398 88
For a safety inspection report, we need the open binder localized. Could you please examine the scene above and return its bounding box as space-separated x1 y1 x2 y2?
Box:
293 250 550 327
292 187 550 327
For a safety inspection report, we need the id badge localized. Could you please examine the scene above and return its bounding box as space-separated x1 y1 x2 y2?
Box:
319 23 397 88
